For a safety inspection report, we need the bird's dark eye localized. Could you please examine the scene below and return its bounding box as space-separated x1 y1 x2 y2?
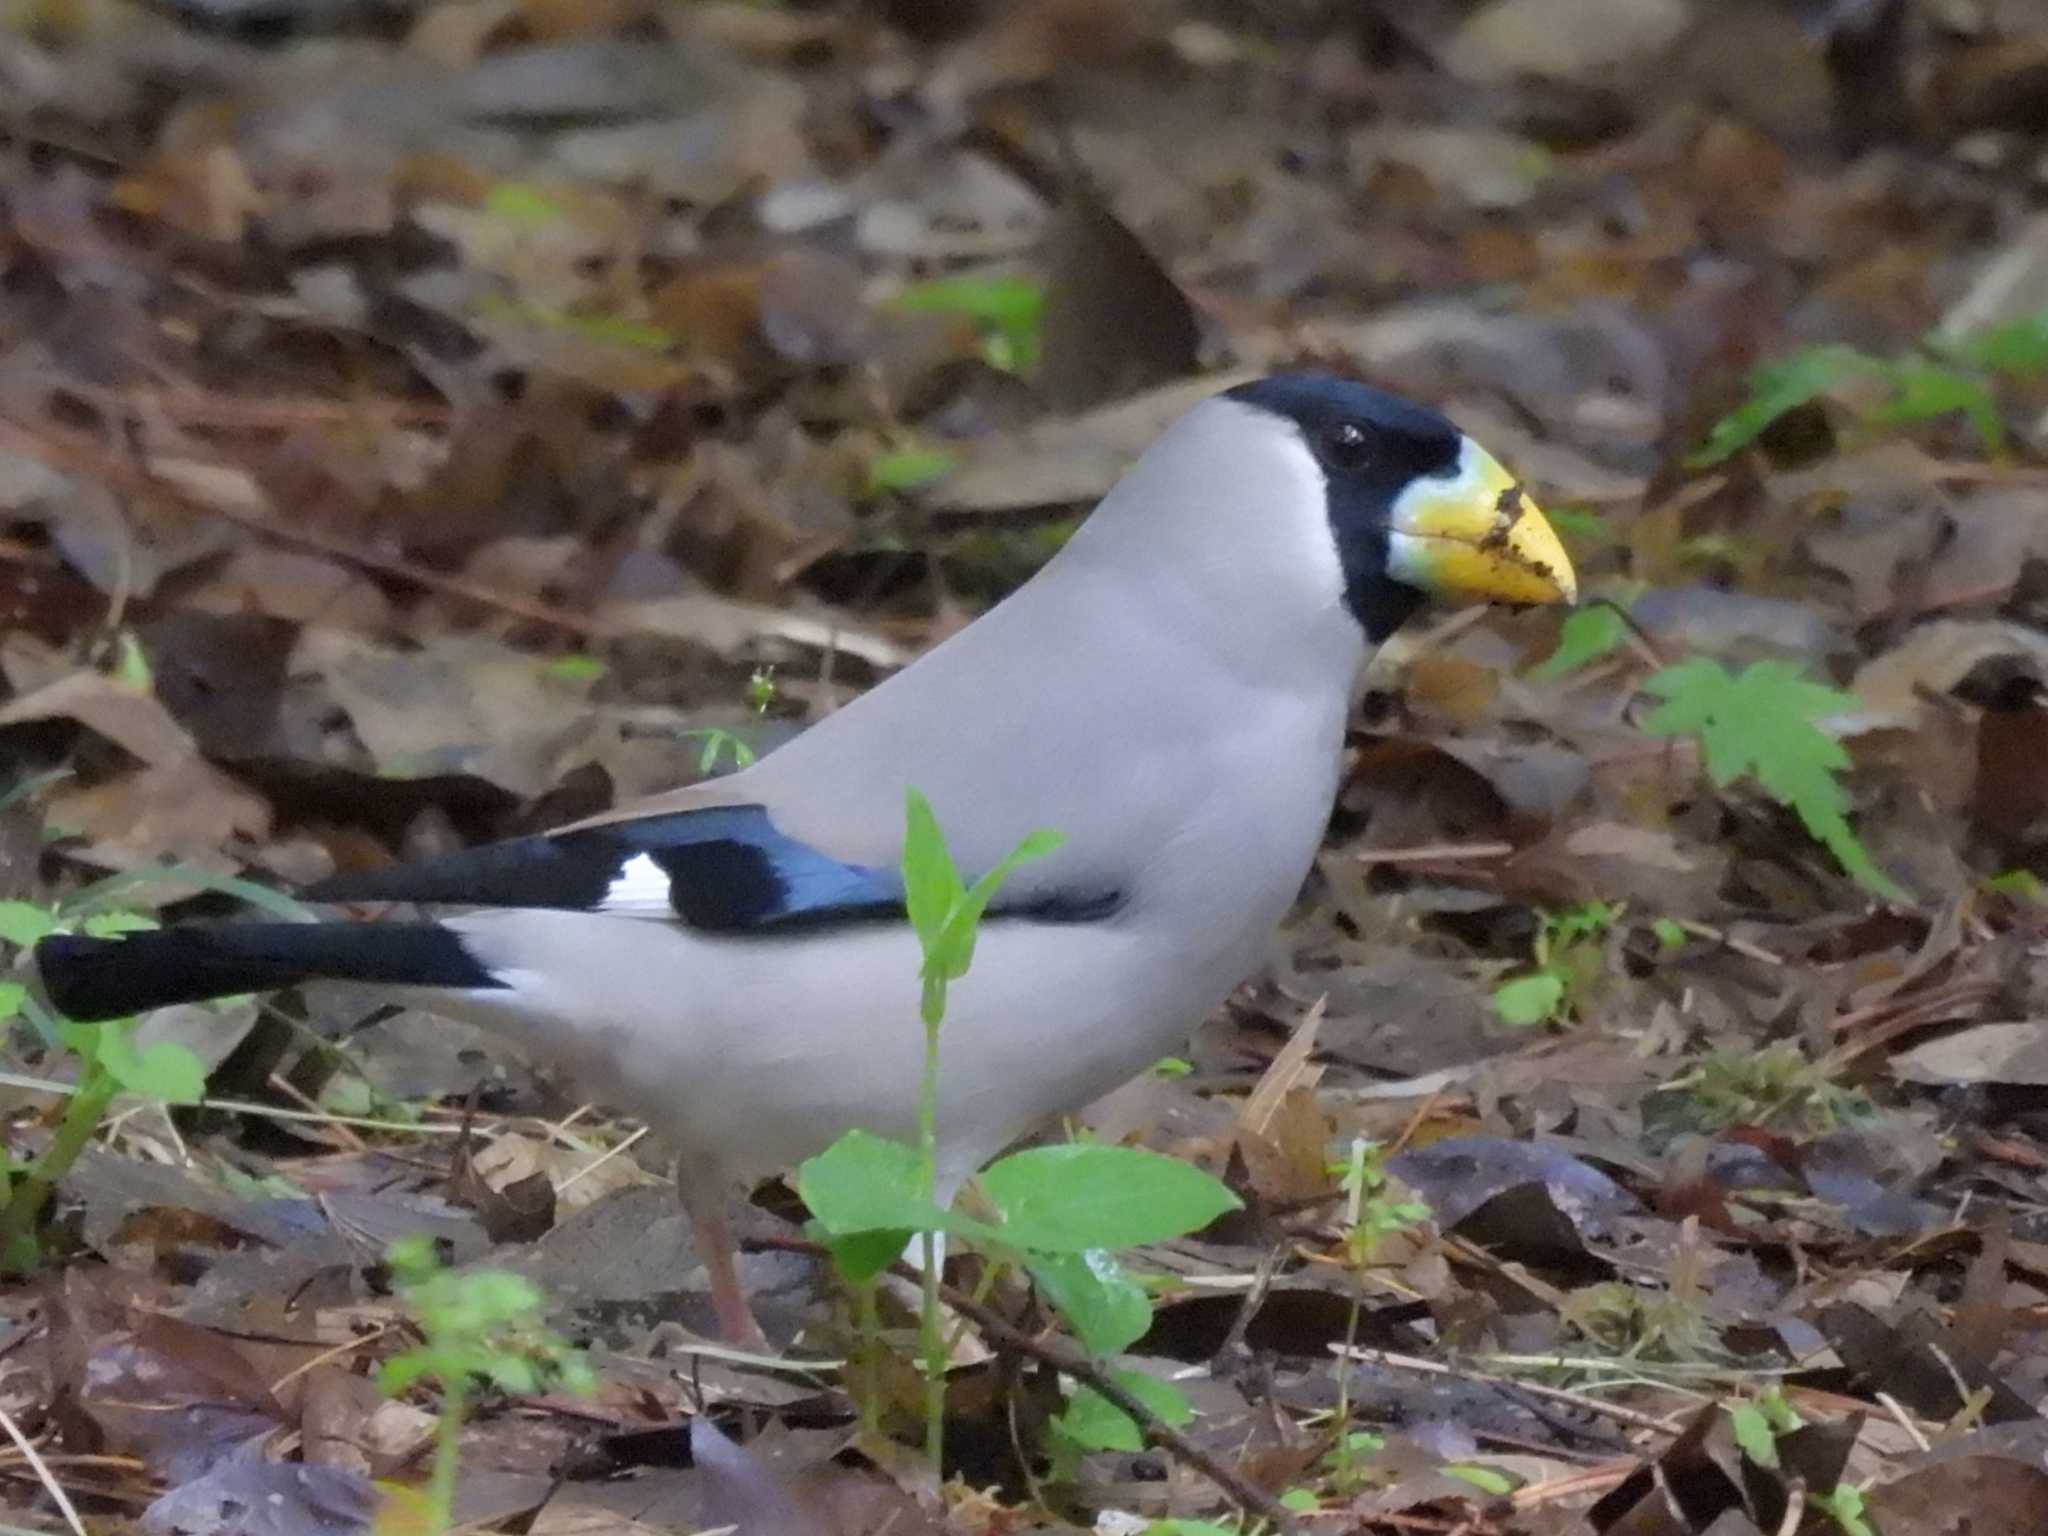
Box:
1318 419 1373 471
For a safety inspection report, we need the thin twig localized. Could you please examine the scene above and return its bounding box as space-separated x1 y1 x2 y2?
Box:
555 1125 650 1194
1774 1479 1806 1536
1356 842 1514 866
0 1403 87 1536
1332 1346 1684 1436
1875 1392 1933 1454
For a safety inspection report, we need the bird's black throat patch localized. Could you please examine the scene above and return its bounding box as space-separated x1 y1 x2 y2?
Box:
1225 374 1464 641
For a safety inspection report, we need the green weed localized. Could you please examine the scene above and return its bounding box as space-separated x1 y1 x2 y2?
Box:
0 863 243 1269
1493 901 1621 1027
380 1234 593 1532
797 791 1240 1473
1691 306 2048 466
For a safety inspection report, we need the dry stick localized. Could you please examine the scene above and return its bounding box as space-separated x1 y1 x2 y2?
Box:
744 1233 1305 1536
0 1403 87 1536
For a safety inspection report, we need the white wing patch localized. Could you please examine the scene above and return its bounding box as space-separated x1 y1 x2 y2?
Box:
599 853 678 918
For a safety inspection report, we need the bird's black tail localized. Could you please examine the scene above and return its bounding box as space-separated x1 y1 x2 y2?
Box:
34 923 502 1023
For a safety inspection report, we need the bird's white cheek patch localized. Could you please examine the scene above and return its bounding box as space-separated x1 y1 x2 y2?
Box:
601 853 676 917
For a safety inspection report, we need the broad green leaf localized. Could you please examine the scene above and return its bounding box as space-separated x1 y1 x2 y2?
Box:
0 901 56 948
1729 1402 1779 1467
979 1144 1240 1251
1689 345 1882 466
1642 658 1904 900
94 1028 206 1103
797 1130 958 1238
0 981 24 1022
1493 973 1564 1028
1028 1250 1152 1356
820 1227 911 1287
1055 1370 1193 1452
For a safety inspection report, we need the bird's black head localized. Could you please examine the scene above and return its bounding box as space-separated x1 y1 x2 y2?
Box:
1224 373 1574 641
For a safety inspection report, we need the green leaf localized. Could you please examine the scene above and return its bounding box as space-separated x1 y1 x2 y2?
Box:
1493 972 1564 1028
1690 344 1883 466
1945 307 2048 376
820 1227 911 1287
892 273 1045 374
0 981 24 1022
93 1028 206 1103
1813 1484 1876 1536
1872 358 2003 452
797 1129 956 1238
1442 1463 1517 1495
485 181 566 228
943 827 1063 969
899 789 962 957
1642 658 1904 900
1729 1402 1779 1467
1986 868 2046 902
1028 1250 1153 1356
866 446 960 497
1651 917 1688 950
81 910 158 939
1144 1523 1243 1536
1531 604 1630 680
0 901 56 948
979 1144 1240 1252
542 654 607 683
1055 1370 1193 1453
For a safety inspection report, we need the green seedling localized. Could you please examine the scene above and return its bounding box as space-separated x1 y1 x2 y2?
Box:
380 1234 593 1533
1323 1139 1427 1492
1642 658 1903 901
0 856 268 1268
677 666 778 774
1493 901 1620 1028
797 791 1240 1476
1692 305 2048 467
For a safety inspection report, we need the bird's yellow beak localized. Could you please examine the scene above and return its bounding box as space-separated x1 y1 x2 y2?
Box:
1386 438 1577 607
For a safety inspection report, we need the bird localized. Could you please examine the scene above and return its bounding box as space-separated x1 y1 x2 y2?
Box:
35 374 1575 1345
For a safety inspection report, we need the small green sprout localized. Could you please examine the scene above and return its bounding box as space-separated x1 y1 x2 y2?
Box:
1493 901 1620 1028
380 1234 593 1533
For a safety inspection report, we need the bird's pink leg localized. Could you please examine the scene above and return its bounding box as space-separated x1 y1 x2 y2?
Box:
678 1170 768 1349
